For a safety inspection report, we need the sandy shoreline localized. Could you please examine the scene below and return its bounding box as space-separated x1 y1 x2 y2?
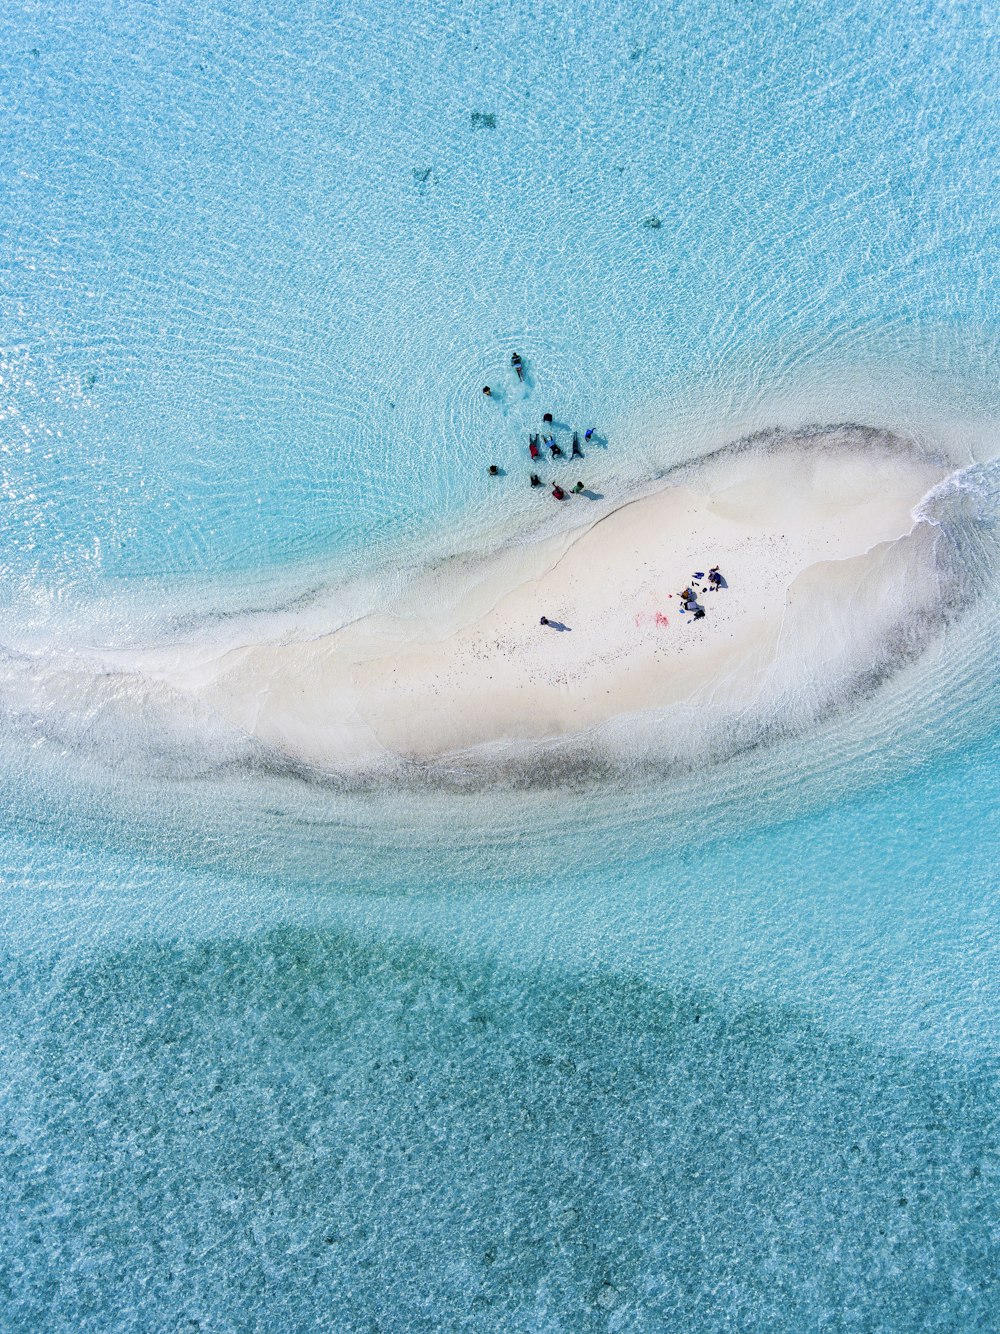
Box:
154 434 947 777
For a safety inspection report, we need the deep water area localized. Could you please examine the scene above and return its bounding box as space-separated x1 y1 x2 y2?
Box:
5 928 997 1332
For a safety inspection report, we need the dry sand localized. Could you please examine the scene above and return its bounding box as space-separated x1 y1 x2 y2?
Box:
157 438 947 776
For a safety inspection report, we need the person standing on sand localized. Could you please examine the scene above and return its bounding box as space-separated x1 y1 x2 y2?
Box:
552 485 567 500
584 427 595 442
572 481 585 493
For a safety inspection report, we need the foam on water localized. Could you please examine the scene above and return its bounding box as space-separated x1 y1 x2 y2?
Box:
1 0 999 1326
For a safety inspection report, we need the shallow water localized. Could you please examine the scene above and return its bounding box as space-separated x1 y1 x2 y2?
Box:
1 0 998 1328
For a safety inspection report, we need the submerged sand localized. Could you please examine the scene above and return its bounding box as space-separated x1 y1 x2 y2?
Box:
155 434 948 777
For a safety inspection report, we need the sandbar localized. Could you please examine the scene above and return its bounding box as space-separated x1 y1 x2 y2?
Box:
157 432 948 779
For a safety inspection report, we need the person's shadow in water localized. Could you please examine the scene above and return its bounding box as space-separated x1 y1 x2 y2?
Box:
483 388 515 418
541 620 571 632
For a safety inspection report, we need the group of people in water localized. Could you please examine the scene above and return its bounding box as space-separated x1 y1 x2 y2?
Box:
482 354 597 501
483 357 730 630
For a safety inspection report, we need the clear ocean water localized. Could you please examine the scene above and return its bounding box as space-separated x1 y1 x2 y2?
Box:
1 0 998 1329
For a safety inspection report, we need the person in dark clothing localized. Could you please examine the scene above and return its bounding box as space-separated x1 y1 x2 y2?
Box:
483 386 492 396
530 473 543 487
571 433 583 457
708 565 723 589
511 352 524 381
584 427 595 442
488 464 499 475
542 412 553 425
540 616 549 625
549 441 564 458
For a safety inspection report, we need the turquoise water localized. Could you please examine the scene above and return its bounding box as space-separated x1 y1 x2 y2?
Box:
1 0 998 1328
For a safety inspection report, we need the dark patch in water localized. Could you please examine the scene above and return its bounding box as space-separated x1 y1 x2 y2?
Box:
470 111 497 129
643 215 663 230
4 929 996 1330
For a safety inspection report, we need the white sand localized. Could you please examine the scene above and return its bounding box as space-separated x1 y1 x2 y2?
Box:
156 439 947 776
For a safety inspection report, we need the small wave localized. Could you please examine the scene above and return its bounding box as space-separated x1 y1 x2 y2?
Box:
914 457 1000 528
